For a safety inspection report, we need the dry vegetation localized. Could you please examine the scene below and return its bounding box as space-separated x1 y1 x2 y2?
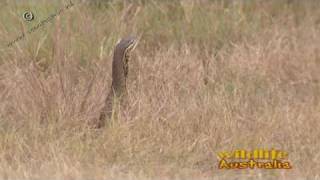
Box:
0 0 320 179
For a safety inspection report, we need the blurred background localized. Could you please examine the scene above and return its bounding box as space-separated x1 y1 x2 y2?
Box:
0 0 319 179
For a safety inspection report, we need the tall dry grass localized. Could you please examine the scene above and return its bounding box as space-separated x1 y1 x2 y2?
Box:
0 0 320 179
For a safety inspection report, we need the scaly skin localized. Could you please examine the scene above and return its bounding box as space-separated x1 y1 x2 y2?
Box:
96 36 137 128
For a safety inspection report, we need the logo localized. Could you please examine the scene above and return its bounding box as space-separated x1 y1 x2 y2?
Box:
217 149 292 169
23 11 34 21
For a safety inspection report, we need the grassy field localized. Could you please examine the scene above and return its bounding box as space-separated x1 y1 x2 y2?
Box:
0 0 320 179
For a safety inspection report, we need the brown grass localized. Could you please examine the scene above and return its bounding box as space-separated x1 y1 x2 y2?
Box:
0 0 320 179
